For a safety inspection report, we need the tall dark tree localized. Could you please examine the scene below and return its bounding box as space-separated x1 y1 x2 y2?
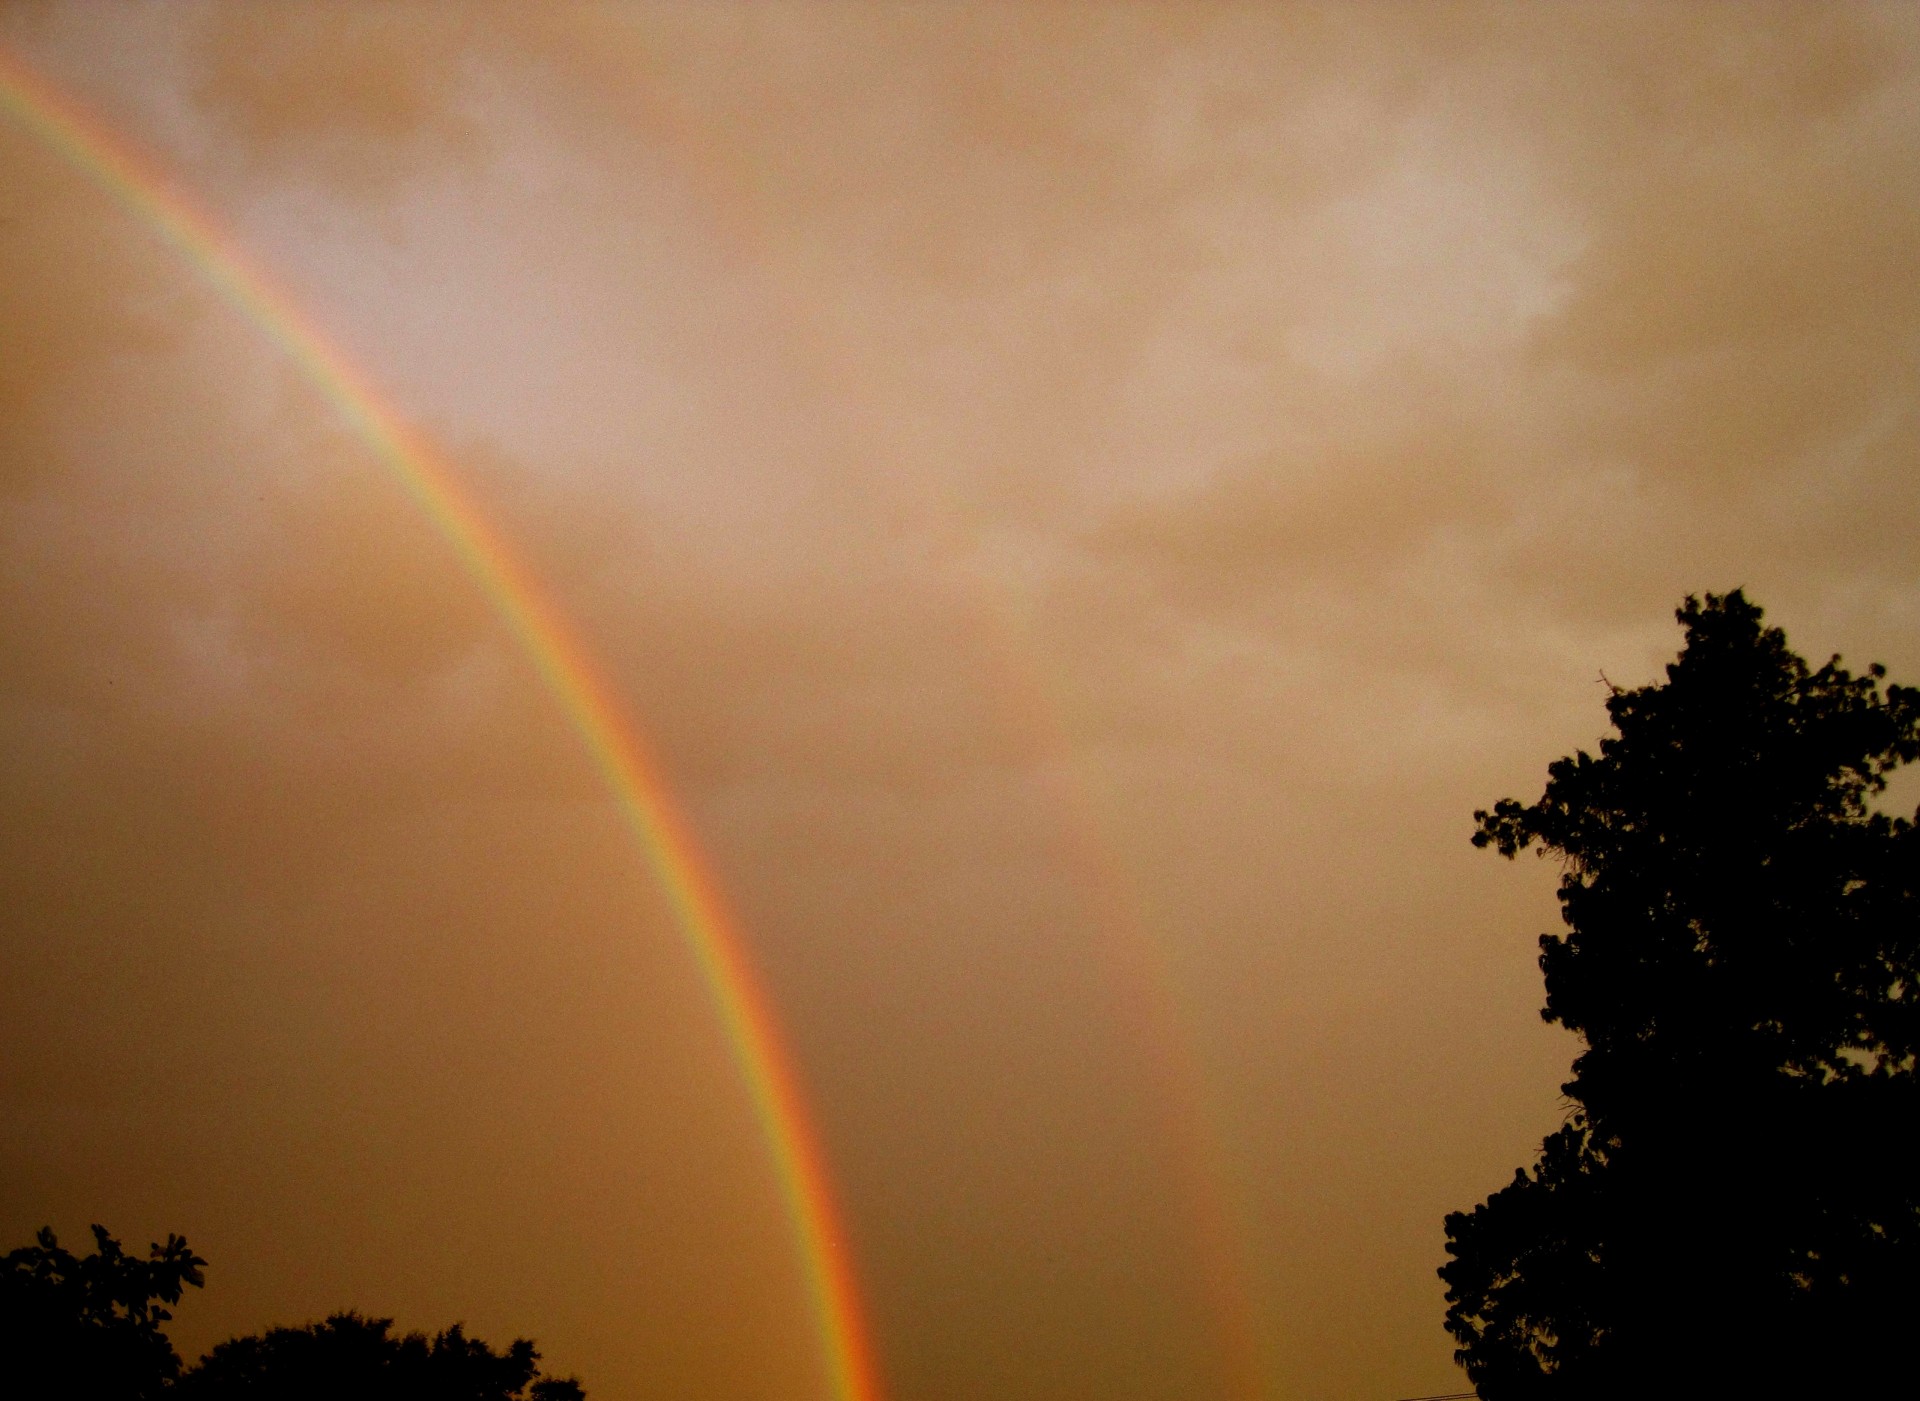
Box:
0 1225 206 1400
1442 591 1920 1397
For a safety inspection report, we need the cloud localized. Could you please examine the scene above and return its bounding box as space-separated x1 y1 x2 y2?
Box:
6 7 1920 1401
187 1 493 191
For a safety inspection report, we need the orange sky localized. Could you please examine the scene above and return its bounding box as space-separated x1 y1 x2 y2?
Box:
4 4 1919 1399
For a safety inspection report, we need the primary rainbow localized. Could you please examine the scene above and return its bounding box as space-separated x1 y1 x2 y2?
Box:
0 45 880 1401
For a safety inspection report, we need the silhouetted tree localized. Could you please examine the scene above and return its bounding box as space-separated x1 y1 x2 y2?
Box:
1442 591 1920 1398
0 1224 206 1400
176 1311 584 1401
0 1226 585 1400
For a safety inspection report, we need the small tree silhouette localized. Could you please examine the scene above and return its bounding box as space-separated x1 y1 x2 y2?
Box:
176 1311 585 1401
0 1224 206 1400
1443 591 1920 1397
0 1226 585 1399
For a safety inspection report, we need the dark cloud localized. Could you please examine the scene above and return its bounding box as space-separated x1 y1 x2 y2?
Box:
188 2 494 191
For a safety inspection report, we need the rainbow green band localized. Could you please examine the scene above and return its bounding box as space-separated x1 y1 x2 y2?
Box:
0 45 880 1401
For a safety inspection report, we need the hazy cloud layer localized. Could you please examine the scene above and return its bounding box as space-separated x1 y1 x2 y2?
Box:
4 6 1918 1400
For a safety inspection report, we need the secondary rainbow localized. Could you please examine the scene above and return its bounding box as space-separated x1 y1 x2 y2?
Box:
0 45 880 1401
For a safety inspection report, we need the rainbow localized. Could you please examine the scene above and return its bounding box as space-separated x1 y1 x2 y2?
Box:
561 23 1273 1389
0 44 880 1401
549 14 1275 1391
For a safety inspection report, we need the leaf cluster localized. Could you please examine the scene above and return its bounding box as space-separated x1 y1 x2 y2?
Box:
0 1224 207 1400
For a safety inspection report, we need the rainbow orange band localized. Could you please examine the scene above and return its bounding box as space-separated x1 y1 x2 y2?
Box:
0 45 879 1401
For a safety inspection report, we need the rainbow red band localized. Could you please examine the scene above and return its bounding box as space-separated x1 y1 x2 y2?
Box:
0 44 879 1401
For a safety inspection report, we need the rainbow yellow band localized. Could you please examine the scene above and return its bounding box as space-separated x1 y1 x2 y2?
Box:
0 45 879 1401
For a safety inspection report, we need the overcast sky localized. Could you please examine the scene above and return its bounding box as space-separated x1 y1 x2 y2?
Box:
4 5 1919 1399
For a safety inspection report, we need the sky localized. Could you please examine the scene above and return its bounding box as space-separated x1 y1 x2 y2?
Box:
3 3 1919 1399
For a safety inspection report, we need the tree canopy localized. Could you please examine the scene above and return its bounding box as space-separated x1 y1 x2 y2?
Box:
0 1227 583 1401
1442 591 1920 1397
176 1312 585 1401
0 1224 206 1401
